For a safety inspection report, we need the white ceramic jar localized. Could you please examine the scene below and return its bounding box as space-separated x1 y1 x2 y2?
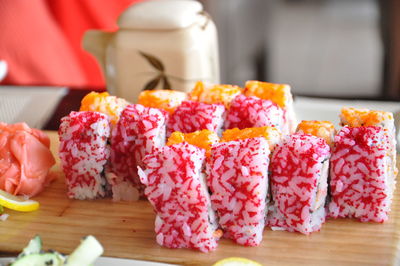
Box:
83 0 220 103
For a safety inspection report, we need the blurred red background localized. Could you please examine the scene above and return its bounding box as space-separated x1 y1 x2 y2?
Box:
0 0 142 89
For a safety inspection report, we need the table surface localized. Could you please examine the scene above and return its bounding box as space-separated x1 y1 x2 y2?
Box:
0 131 399 266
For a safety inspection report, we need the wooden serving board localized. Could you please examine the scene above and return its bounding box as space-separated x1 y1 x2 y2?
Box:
0 131 399 266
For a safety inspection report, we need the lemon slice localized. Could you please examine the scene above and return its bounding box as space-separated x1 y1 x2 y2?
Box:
213 257 262 266
0 190 39 212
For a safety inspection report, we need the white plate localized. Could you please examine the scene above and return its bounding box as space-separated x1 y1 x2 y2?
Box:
0 257 175 266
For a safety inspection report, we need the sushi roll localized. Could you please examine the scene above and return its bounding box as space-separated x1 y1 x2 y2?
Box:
167 100 225 137
268 133 330 234
296 120 335 147
166 129 219 156
328 126 394 222
244 80 297 134
207 137 270 246
138 142 219 252
221 127 281 212
138 90 187 114
109 104 167 201
221 126 281 152
59 111 110 200
224 94 285 133
80 91 129 125
189 81 242 108
340 107 397 177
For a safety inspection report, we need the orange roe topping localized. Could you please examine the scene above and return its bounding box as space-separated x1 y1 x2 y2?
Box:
296 120 335 146
364 111 394 126
166 131 186 146
221 126 281 151
80 91 128 125
189 81 242 108
138 90 187 114
167 130 219 154
341 107 394 127
243 80 291 109
340 107 370 127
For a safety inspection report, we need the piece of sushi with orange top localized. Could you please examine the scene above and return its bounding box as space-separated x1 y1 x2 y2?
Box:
167 130 219 155
59 111 110 200
189 81 242 108
243 80 297 134
138 142 220 252
296 120 335 147
167 101 225 137
80 91 129 125
329 126 394 222
340 106 397 180
267 133 330 234
221 126 281 152
207 137 270 246
138 90 187 114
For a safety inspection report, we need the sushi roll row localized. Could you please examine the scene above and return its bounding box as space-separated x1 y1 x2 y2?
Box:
59 80 296 200
138 130 273 252
139 108 396 252
276 112 396 225
59 93 168 201
57 87 397 253
139 80 297 136
272 109 397 227
138 126 330 251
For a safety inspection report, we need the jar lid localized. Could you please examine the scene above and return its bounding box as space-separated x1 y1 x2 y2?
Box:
118 0 203 30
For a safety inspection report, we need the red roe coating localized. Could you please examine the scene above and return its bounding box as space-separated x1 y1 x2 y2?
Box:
207 137 270 246
329 126 392 222
268 133 330 234
167 100 225 136
110 104 167 199
138 143 218 252
225 94 284 133
59 111 110 199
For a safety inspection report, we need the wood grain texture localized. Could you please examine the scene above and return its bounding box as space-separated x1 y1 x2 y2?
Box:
0 131 399 266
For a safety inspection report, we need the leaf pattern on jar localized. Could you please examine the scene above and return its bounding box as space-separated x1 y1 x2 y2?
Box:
140 51 170 91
